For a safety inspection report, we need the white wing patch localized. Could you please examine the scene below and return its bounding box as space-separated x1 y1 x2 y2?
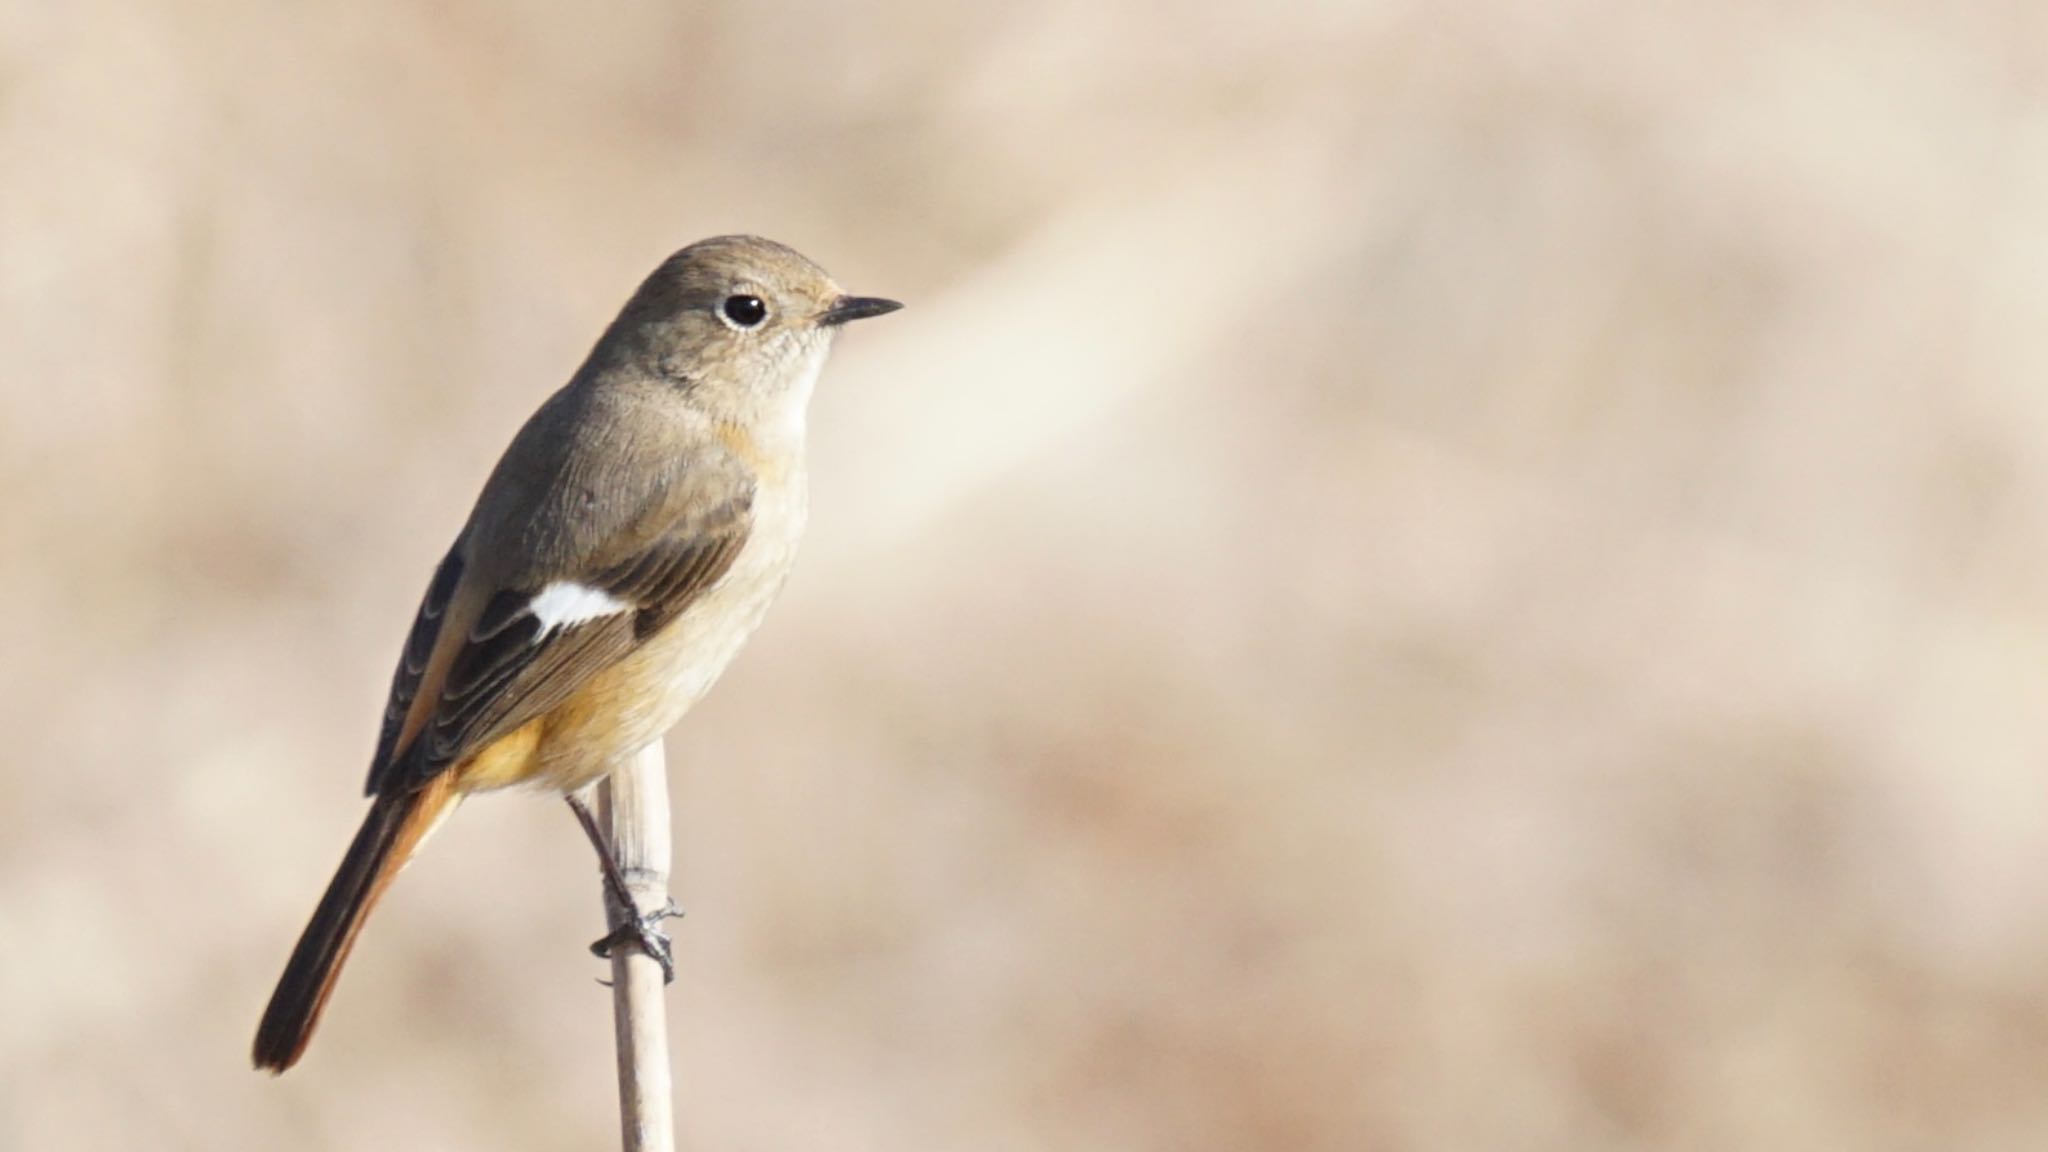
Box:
528 581 632 638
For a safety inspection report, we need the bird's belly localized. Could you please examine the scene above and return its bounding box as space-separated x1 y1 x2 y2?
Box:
522 504 804 794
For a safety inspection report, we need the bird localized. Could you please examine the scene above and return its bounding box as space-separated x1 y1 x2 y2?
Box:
252 235 901 1073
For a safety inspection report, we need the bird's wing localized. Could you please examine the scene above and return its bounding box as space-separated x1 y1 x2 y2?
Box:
363 488 753 797
365 546 465 791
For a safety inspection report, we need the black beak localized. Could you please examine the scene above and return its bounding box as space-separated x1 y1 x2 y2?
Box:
819 295 904 327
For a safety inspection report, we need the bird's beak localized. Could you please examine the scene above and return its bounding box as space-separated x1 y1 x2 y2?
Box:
819 295 904 327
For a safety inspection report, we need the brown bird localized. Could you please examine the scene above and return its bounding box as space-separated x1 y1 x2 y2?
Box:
253 235 900 1072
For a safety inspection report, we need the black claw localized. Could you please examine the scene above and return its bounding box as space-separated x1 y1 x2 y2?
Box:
564 795 684 985
590 898 684 983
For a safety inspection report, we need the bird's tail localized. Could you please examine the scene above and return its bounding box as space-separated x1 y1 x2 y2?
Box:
253 774 458 1073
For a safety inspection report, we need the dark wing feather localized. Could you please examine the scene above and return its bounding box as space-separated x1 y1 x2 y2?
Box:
368 494 753 796
365 549 464 795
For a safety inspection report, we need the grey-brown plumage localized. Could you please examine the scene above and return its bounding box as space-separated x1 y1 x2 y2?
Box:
254 235 900 1073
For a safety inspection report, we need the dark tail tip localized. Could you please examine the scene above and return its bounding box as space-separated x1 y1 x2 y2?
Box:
252 1016 311 1074
252 793 418 1073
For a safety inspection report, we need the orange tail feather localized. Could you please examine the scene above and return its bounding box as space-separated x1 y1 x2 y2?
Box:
253 775 457 1072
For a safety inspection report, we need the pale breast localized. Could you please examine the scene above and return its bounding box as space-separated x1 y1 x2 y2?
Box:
525 466 809 792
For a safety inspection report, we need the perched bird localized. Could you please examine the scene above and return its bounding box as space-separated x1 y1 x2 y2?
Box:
253 235 900 1073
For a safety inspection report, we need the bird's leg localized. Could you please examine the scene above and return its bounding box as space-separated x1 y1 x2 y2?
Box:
564 791 682 983
564 790 644 921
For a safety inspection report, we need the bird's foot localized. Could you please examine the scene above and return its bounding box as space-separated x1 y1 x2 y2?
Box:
591 896 684 983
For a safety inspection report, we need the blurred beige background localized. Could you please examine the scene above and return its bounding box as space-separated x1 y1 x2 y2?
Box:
4 1 2048 1149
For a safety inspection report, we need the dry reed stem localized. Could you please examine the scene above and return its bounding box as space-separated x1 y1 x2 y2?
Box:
597 742 675 1152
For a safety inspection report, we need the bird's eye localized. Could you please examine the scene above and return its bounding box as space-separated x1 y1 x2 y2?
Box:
720 294 768 329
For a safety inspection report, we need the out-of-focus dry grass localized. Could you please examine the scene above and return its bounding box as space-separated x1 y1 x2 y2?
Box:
4 1 2048 1148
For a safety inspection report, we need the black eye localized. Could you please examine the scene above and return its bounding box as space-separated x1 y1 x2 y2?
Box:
720 294 768 328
